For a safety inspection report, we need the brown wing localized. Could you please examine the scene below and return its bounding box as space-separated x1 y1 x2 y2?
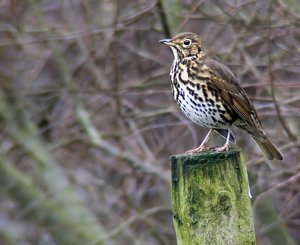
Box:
205 59 264 135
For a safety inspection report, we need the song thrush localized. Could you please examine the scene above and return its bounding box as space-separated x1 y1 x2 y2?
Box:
159 32 283 160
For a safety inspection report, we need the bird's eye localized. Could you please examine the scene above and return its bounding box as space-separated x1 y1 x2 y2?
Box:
183 39 192 47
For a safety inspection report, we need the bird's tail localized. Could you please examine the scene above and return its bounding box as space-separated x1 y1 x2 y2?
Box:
252 136 283 161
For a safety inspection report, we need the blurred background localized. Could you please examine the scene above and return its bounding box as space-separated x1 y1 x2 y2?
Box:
0 0 299 244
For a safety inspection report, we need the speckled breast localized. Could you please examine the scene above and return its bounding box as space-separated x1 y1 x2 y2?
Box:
170 60 234 129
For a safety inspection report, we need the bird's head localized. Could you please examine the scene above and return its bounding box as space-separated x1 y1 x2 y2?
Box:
159 32 206 61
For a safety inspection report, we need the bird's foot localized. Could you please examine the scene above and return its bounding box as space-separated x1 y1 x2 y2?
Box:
215 143 230 152
185 145 210 154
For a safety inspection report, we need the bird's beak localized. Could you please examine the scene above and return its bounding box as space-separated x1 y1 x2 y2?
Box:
159 38 173 45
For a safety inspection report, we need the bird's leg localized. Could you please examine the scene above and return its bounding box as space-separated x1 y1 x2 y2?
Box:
215 130 232 152
186 129 213 154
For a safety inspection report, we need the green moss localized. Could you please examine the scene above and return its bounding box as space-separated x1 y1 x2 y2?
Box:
170 148 256 245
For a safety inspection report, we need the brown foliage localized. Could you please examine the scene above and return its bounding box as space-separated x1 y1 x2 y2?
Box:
0 1 299 244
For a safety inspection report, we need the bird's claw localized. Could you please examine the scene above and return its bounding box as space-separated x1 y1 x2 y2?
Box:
214 144 230 152
185 146 210 154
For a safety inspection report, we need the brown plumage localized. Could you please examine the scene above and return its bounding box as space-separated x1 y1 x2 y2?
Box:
159 32 283 160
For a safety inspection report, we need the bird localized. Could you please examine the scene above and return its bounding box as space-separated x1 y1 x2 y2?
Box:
159 32 283 161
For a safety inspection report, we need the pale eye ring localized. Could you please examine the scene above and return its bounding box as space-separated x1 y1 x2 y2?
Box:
183 39 192 47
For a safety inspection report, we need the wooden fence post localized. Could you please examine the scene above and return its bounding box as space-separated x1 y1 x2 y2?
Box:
170 148 256 245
